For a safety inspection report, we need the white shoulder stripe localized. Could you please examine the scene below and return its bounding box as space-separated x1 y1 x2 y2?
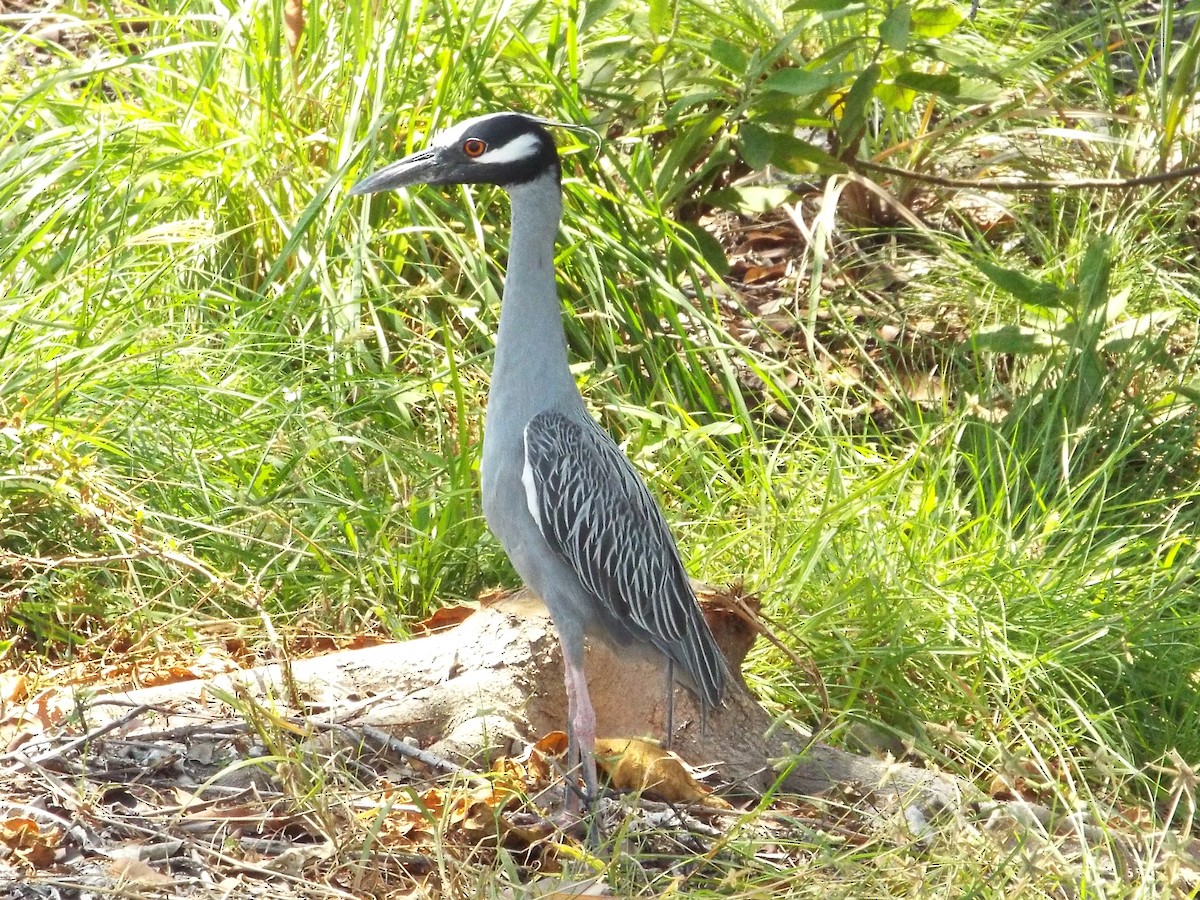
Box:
521 426 544 534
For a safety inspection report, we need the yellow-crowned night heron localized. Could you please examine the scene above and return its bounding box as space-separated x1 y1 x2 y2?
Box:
350 112 728 807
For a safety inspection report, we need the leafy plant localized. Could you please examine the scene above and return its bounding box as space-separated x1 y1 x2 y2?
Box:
959 237 1196 542
738 0 980 165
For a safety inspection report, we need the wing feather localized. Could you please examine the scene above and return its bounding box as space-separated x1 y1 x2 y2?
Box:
522 410 727 708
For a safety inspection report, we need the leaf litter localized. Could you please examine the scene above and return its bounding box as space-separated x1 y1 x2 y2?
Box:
4 612 1195 898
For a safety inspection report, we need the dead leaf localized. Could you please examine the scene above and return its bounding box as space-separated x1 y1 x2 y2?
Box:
419 786 446 817
369 795 438 847
344 633 388 650
498 812 555 845
1110 803 1155 831
25 687 72 729
455 794 500 841
491 754 529 786
0 671 28 705
1 727 33 754
107 857 175 887
742 262 789 284
895 369 945 405
593 738 731 808
171 787 207 811
0 817 61 869
492 733 565 796
533 731 568 756
412 605 475 635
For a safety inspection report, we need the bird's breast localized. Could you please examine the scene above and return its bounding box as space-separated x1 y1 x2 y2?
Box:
479 392 538 540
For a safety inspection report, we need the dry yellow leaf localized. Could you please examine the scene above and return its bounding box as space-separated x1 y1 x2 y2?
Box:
593 738 731 808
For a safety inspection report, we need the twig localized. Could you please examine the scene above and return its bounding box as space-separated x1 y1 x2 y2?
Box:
848 157 1200 192
320 719 492 789
0 703 152 767
100 720 252 743
714 587 832 728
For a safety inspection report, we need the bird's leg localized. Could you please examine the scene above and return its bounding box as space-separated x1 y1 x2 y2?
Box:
664 658 675 750
563 708 579 796
562 654 598 810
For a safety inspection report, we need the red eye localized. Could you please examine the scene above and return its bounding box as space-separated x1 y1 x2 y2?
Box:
462 138 487 158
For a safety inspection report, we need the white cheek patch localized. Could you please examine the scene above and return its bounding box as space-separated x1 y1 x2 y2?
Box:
477 132 542 165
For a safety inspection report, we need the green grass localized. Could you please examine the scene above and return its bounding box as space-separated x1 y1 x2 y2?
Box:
3 0 1200 894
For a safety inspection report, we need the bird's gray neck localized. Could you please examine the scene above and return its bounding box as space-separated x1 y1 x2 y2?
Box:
490 171 580 416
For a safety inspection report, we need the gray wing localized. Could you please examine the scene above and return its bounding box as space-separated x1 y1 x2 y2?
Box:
522 409 727 709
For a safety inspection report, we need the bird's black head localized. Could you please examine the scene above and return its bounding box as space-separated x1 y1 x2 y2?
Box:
350 112 561 196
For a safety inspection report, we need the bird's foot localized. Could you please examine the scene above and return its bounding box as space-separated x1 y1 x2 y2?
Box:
531 776 602 845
